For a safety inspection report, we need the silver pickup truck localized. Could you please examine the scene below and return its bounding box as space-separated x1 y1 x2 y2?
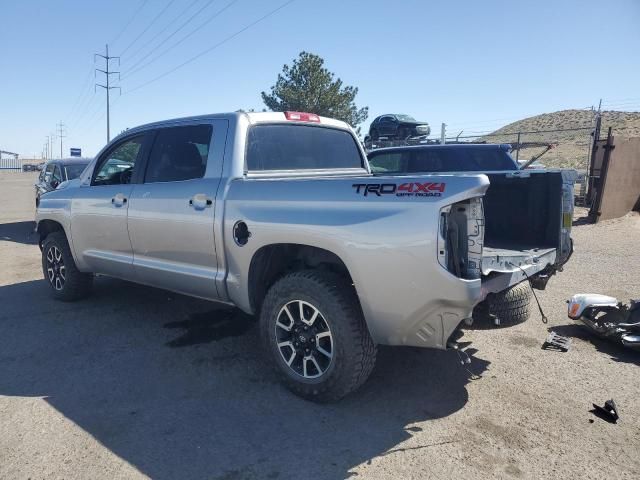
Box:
35 111 574 402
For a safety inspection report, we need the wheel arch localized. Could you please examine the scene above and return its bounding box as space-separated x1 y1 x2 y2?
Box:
248 243 355 315
37 219 66 249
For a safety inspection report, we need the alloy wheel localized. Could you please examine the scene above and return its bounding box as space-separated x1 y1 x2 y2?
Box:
274 300 334 379
46 246 65 291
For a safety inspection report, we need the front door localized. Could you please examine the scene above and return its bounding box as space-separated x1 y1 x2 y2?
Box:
70 134 148 278
127 121 226 300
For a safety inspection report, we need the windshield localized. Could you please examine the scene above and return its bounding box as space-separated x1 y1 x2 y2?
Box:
64 163 89 180
368 147 518 174
246 124 364 171
395 114 416 122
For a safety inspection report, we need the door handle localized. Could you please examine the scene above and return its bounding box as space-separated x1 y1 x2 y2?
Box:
111 193 127 207
189 193 213 210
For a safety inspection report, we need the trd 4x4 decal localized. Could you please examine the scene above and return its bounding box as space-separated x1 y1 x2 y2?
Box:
352 182 446 197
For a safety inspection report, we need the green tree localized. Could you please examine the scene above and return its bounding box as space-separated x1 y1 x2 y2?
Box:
261 51 368 131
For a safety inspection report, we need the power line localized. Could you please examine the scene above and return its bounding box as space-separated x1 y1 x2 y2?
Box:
121 0 217 79
66 80 100 129
121 0 202 68
95 44 121 142
125 0 296 94
119 0 176 56
75 97 122 140
111 0 149 47
64 66 95 121
69 94 102 131
74 103 107 138
64 1 147 139
123 0 238 80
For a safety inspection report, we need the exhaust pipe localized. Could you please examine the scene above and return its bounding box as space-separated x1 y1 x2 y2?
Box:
621 334 640 350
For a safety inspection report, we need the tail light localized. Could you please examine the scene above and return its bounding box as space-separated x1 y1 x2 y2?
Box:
284 111 320 123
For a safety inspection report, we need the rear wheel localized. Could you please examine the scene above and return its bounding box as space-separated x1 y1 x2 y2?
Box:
41 231 93 301
260 270 377 402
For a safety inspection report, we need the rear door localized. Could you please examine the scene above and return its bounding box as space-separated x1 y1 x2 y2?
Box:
127 120 228 300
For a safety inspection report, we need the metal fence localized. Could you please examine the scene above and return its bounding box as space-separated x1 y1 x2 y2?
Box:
0 156 21 170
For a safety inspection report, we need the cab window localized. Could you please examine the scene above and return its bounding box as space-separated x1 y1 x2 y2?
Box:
144 125 212 183
92 136 145 186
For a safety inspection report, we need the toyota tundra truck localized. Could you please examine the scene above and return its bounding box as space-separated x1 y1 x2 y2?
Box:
35 111 574 402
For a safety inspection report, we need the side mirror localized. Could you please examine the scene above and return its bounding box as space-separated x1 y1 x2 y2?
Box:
51 179 59 189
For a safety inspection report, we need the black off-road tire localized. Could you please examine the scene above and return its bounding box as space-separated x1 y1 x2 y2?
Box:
370 128 379 141
41 231 93 301
260 270 377 403
476 282 532 327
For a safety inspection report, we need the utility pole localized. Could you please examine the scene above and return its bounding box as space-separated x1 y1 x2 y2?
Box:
45 136 49 160
95 44 120 143
440 123 447 145
47 133 55 159
57 121 66 158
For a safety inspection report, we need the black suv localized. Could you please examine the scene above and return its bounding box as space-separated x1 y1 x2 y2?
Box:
367 143 519 174
35 158 90 207
368 114 430 140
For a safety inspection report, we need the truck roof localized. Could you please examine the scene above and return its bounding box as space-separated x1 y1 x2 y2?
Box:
116 111 354 141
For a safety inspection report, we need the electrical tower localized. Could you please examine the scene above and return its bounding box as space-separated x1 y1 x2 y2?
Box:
57 122 66 158
95 44 120 143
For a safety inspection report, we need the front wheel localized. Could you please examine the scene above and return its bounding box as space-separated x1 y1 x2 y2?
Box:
260 270 377 402
41 231 93 301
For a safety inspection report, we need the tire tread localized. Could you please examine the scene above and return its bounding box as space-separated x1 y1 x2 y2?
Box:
42 231 92 301
260 269 376 402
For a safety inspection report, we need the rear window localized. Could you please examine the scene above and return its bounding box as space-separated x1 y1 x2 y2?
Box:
368 147 517 174
64 164 88 180
246 124 363 171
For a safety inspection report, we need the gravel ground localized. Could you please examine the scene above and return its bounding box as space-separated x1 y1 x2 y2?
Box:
1 172 639 480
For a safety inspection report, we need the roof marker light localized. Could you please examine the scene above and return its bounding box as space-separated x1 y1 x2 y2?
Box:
284 111 320 123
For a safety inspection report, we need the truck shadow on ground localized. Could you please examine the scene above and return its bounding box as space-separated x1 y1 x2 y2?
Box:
0 277 489 480
550 324 640 366
0 220 37 245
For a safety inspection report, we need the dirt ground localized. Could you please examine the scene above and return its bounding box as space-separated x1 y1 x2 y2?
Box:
1 172 639 480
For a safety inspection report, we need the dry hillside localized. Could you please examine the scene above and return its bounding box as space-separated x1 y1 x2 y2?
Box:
482 109 640 169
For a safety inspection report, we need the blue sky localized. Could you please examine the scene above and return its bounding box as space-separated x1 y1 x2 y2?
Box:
1 0 639 158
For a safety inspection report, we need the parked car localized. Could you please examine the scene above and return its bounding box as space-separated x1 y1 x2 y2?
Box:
35 112 573 402
368 143 576 325
35 158 91 207
368 143 519 173
368 114 430 141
